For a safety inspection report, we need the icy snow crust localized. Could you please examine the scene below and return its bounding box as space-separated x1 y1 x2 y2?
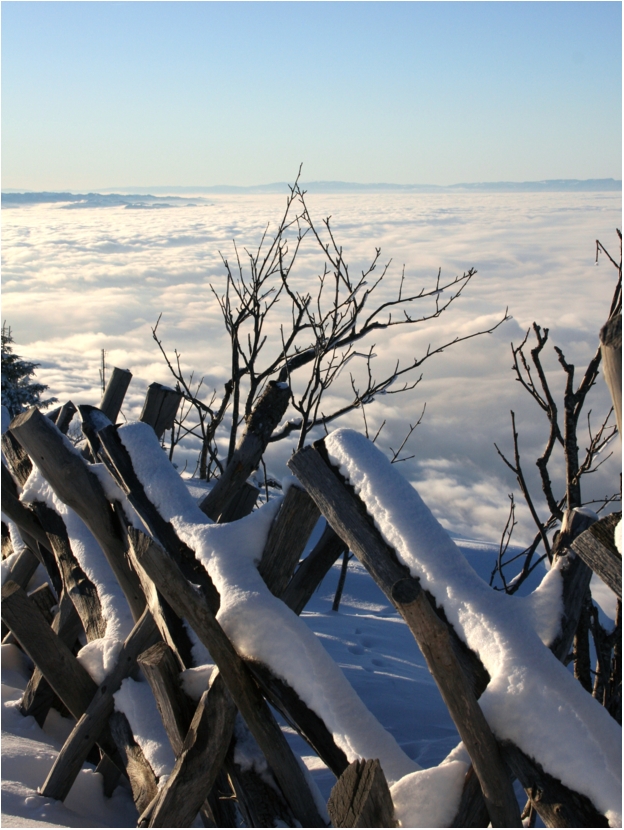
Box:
118 422 419 784
325 428 622 826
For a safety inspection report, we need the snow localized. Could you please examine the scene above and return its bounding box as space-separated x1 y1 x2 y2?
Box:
2 650 137 828
324 428 622 826
118 422 420 784
20 467 135 647
113 677 175 778
2 417 619 826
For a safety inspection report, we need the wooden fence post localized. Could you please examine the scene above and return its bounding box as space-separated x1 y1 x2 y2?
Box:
199 381 290 521
100 367 132 423
140 382 182 440
288 443 521 828
327 758 396 828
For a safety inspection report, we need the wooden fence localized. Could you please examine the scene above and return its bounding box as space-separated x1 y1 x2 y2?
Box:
1 367 620 828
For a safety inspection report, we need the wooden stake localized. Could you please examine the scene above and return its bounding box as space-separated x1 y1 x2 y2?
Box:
327 758 396 828
199 381 290 521
99 367 132 423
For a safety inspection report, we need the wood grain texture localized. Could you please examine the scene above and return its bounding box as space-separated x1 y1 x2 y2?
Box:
327 758 396 828
600 313 621 434
109 711 159 814
571 513 622 599
143 672 237 828
139 382 182 440
258 485 320 598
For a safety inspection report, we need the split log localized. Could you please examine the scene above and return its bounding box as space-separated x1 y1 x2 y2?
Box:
141 672 237 828
48 401 77 434
500 741 609 828
600 313 621 434
140 382 182 440
248 659 348 777
288 442 520 828
137 642 236 829
9 407 145 621
571 513 621 599
2 428 33 485
2 521 13 558
137 642 195 756
199 381 290 521
281 523 349 615
99 368 132 423
2 546 40 592
127 529 326 828
3 582 57 647
40 609 160 802
327 758 396 828
92 416 220 615
1 580 122 766
33 502 107 641
20 591 84 725
2 464 55 552
218 482 260 524
258 485 320 598
224 728 298 828
109 711 159 814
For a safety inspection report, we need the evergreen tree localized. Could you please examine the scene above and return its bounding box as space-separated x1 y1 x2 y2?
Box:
1 323 57 417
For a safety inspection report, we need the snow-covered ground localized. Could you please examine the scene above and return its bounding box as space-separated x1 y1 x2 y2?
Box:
3 511 617 827
0 534 502 827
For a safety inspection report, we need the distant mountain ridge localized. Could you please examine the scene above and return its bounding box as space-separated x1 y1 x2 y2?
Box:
2 178 621 206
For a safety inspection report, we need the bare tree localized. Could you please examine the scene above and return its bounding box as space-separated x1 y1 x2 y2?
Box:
155 169 509 480
490 231 622 722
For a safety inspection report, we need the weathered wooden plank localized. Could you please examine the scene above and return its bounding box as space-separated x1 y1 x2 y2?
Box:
218 482 260 524
288 443 521 828
140 382 183 440
248 659 348 777
99 367 132 423
500 741 609 828
33 501 107 641
143 672 237 828
327 758 396 828
137 642 195 757
20 591 84 725
109 711 159 814
571 513 621 599
48 401 77 434
27 582 57 625
1 580 123 767
258 485 320 598
2 521 14 559
281 523 348 615
127 528 325 828
9 407 145 621
199 381 290 521
2 546 40 591
600 313 621 434
1 466 54 553
137 642 236 829
40 609 160 802
224 731 298 828
2 428 33 485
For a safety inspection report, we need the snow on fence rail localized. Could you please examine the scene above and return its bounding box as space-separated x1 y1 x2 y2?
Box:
1 368 621 828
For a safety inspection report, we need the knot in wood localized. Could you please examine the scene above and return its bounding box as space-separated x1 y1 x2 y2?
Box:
391 577 421 605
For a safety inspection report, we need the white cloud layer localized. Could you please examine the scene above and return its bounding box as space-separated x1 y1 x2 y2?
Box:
2 190 621 546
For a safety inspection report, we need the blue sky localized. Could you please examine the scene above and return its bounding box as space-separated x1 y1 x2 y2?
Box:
2 1 622 189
